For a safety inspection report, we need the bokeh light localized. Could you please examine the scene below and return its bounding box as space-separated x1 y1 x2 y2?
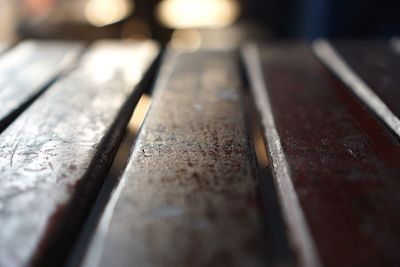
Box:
156 0 240 29
85 0 134 27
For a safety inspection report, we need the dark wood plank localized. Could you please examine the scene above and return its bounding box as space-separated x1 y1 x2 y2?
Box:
82 48 265 267
0 40 83 132
0 40 159 267
243 43 400 267
313 40 400 137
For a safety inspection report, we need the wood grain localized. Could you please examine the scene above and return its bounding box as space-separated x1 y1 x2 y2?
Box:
314 40 400 138
243 43 400 267
0 40 83 132
82 48 265 267
0 40 159 267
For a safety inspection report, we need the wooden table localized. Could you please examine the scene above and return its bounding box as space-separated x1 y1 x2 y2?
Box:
0 39 399 267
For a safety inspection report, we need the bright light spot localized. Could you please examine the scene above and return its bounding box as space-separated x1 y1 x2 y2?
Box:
129 94 151 133
85 0 134 27
171 30 202 52
83 41 159 85
157 0 240 29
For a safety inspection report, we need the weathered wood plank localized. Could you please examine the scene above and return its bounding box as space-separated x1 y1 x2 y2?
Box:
82 48 265 267
0 40 159 267
313 40 400 138
0 40 83 132
243 43 400 267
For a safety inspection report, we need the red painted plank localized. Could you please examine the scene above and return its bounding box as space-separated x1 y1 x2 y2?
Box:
314 40 400 137
243 43 400 267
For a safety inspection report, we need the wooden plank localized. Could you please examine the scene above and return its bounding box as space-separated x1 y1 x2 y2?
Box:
243 43 400 267
0 40 159 267
82 48 265 267
0 40 83 132
313 40 400 138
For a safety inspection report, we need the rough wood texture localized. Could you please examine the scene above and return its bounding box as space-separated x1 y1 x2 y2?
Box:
243 44 400 267
314 40 400 137
0 41 83 132
0 40 159 267
82 48 265 267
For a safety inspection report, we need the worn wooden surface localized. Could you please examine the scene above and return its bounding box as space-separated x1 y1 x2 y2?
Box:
0 41 83 132
82 48 265 267
243 44 400 267
0 40 159 267
314 40 400 137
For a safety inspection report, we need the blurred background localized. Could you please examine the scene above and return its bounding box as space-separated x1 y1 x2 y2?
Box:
0 0 399 47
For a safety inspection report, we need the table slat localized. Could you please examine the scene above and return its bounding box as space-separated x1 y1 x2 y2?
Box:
243 43 400 267
0 41 84 131
314 40 400 138
83 48 265 267
0 40 159 267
